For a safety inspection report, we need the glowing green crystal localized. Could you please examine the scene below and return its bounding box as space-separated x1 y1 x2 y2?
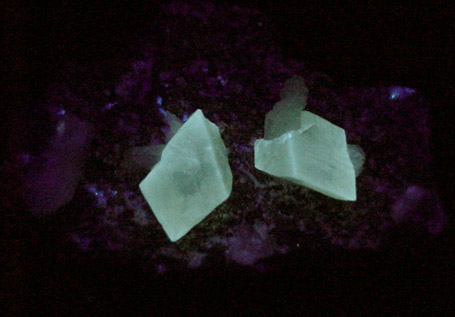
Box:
254 76 360 201
139 109 233 241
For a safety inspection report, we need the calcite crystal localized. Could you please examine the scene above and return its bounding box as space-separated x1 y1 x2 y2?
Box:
139 109 233 241
255 111 357 200
255 76 360 201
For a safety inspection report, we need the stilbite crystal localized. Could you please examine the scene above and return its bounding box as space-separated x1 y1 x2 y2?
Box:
139 109 233 241
264 75 308 140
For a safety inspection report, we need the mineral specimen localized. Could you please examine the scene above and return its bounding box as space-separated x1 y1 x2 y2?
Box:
139 109 233 241
255 77 361 201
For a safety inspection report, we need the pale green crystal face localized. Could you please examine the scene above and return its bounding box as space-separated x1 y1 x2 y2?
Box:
139 109 233 241
264 75 308 140
255 111 357 201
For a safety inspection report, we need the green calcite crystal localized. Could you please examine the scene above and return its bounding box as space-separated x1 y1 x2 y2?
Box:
255 76 360 201
255 111 357 200
139 109 233 241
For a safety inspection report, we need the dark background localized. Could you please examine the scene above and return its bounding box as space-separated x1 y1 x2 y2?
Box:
3 0 454 314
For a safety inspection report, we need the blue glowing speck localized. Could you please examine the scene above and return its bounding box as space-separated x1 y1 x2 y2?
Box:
86 184 104 197
389 86 416 100
156 96 163 106
87 185 97 194
18 153 32 164
57 109 66 116
103 102 117 111
182 113 189 122
217 75 228 86
156 263 167 274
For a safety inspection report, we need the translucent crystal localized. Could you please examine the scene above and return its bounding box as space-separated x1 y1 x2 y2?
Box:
255 110 357 201
23 113 94 214
347 144 366 177
255 75 361 201
264 75 308 140
122 145 165 171
139 109 233 241
159 107 183 142
119 108 182 183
